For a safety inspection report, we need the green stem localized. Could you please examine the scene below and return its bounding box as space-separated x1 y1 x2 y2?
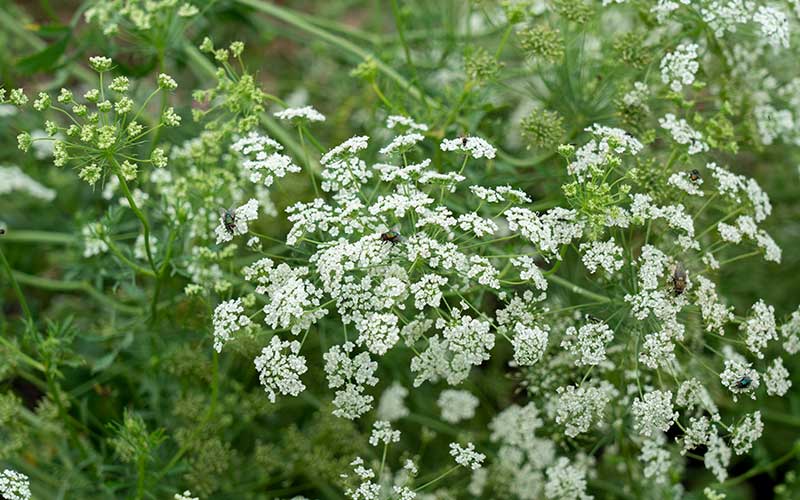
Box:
298 125 320 197
11 270 140 314
546 274 612 303
719 442 800 487
495 24 513 59
717 250 760 266
0 245 33 324
104 237 156 277
0 230 75 245
414 465 460 491
135 455 146 500
697 207 743 240
114 172 157 274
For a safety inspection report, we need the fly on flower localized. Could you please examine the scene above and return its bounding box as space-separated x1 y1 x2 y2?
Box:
689 169 701 182
734 375 753 390
671 262 687 296
220 207 237 235
380 228 402 244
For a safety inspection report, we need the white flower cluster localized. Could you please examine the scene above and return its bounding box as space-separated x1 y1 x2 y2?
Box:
386 114 429 132
659 113 708 155
632 390 678 437
0 469 31 500
321 135 369 165
567 124 642 181
254 336 308 403
753 104 795 146
377 382 409 421
82 222 109 258
731 411 763 455
506 207 584 259
555 382 617 437
621 244 691 369
410 274 448 310
707 162 772 222
380 133 425 156
410 312 497 387
719 356 760 401
244 259 328 335
639 437 671 484
783 306 800 354
368 420 401 446
764 358 792 396
232 132 301 187
274 105 326 122
660 43 700 92
544 457 592 500
753 6 790 49
438 389 479 423
579 239 623 274
512 322 549 366
561 321 615 366
449 442 485 470
440 135 497 159
511 256 548 290
0 165 56 201
667 171 704 196
344 457 380 500
214 198 260 244
469 185 531 203
212 298 252 352
740 299 777 358
324 342 379 419
630 194 696 250
694 276 734 335
705 432 732 482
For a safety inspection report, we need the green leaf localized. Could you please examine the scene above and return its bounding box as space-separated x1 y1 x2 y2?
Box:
16 34 70 74
32 23 71 38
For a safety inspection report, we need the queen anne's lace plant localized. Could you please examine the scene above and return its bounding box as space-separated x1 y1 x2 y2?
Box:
7 20 800 497
175 108 797 496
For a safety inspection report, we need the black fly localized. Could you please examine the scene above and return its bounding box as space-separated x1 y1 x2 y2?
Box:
221 208 237 235
380 229 402 244
671 262 687 296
